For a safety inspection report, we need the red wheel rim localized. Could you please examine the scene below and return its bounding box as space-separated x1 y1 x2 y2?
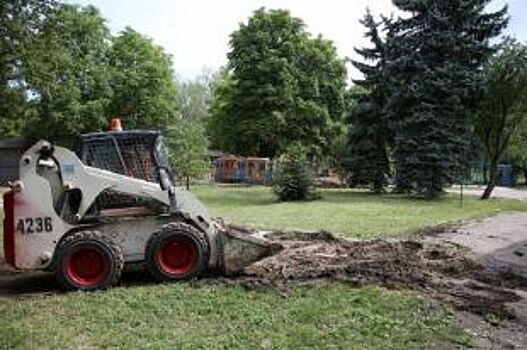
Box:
66 245 110 287
156 237 198 277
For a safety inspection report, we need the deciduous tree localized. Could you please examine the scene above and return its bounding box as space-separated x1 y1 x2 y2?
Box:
23 4 112 145
506 118 527 184
210 8 347 158
166 119 209 189
107 28 178 130
0 0 55 136
207 68 236 151
475 39 527 199
168 75 213 188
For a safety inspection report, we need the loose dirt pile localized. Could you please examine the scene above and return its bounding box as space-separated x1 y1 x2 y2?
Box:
217 229 523 319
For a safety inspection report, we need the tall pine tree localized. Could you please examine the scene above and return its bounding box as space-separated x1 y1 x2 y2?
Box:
384 0 507 197
344 10 391 192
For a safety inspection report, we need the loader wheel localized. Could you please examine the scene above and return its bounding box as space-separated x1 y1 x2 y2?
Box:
146 223 208 282
55 231 124 291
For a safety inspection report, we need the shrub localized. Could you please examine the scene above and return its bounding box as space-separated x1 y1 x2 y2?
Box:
273 144 318 201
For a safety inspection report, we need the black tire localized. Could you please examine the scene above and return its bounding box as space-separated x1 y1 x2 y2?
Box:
146 222 208 282
54 230 124 291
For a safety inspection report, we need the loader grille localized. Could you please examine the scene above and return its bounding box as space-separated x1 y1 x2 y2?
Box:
76 131 160 183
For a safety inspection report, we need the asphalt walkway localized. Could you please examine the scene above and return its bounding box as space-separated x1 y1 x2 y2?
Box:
451 185 527 202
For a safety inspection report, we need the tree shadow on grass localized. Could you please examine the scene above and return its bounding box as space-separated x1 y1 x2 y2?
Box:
0 271 59 297
200 187 417 208
321 189 460 205
196 186 455 209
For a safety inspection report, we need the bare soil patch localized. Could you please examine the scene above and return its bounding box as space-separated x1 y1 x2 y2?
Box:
216 228 524 322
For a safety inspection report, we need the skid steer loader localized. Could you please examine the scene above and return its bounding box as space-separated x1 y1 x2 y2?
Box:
2 120 280 290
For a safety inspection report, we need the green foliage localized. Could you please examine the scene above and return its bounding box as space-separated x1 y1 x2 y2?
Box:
207 67 236 151
167 120 209 185
1 2 180 144
0 2 209 184
108 28 178 130
273 143 317 201
475 39 527 198
506 117 527 181
167 75 213 184
23 4 112 145
209 8 347 158
177 73 213 124
384 0 507 198
0 0 55 137
2 4 180 147
343 11 391 192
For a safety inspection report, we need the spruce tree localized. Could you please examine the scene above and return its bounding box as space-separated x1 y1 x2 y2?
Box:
273 143 317 201
384 0 507 198
344 11 391 192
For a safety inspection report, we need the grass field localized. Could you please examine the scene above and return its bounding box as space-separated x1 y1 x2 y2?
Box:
1 185 525 349
193 185 527 238
0 283 469 349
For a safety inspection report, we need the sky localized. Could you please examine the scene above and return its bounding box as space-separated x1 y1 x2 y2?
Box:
70 0 527 82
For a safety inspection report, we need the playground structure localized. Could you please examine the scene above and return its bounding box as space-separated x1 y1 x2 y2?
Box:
212 155 272 184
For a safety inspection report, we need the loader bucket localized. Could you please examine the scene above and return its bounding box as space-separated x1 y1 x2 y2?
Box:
219 225 282 275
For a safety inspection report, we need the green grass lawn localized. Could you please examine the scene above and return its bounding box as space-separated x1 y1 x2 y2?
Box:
2 185 524 349
193 185 527 238
0 283 468 349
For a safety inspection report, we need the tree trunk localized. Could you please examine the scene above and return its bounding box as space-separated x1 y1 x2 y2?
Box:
372 170 384 193
425 187 442 200
481 161 498 200
186 176 190 190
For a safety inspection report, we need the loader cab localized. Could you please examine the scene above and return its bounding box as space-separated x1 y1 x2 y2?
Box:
75 130 175 189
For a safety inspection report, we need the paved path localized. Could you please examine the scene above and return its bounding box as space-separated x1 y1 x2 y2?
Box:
439 212 527 279
436 212 527 349
450 186 527 202
443 186 527 278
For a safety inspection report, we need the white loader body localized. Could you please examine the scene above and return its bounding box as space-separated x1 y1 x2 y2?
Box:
8 140 217 270
3 130 279 290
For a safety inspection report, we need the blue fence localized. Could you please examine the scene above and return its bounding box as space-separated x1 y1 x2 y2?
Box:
466 163 516 187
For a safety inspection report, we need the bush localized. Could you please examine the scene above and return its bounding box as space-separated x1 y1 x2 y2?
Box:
273 144 318 201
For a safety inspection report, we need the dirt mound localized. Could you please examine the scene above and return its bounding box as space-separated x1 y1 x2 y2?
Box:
219 231 521 319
